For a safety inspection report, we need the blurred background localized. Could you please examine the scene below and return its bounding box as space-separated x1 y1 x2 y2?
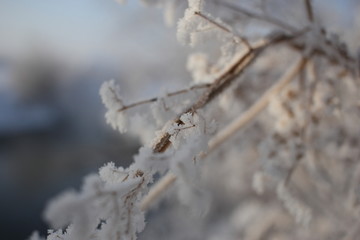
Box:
0 0 189 239
0 0 358 239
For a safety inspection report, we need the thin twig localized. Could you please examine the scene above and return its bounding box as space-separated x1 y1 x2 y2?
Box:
141 57 307 211
216 1 298 33
207 57 307 154
117 84 211 112
304 0 314 23
218 1 355 72
194 11 252 50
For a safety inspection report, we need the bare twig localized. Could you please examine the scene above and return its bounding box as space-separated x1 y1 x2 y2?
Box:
194 11 252 50
304 0 314 23
117 84 211 112
216 1 298 33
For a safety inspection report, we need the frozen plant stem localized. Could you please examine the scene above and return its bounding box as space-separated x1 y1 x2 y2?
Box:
152 46 257 152
140 172 176 211
207 57 307 153
151 31 304 153
193 11 252 50
117 83 211 112
141 57 307 211
304 0 314 23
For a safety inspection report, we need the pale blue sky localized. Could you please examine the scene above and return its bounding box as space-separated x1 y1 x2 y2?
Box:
0 0 149 63
0 0 355 64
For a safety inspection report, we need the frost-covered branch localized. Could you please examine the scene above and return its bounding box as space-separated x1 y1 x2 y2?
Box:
141 56 306 211
207 57 307 153
193 10 252 49
152 31 304 153
117 83 211 112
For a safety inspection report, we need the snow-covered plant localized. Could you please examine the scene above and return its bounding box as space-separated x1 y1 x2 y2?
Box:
31 0 360 239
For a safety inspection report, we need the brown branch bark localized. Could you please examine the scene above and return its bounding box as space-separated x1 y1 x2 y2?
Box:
304 0 314 22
